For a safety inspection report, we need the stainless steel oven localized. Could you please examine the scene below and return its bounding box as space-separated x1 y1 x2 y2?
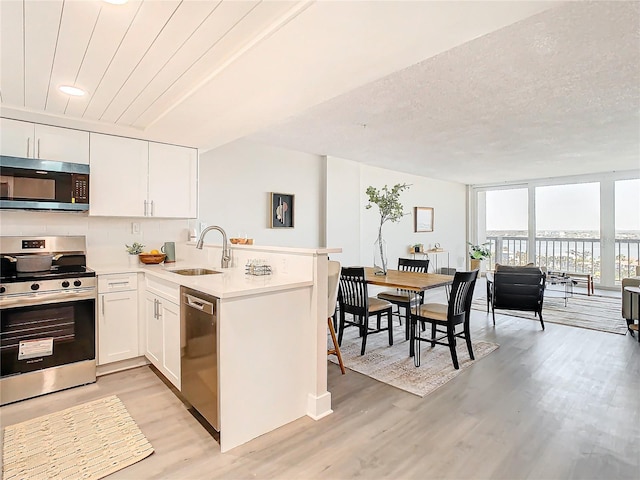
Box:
0 236 96 405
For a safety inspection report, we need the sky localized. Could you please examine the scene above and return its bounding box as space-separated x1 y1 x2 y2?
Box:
485 179 640 231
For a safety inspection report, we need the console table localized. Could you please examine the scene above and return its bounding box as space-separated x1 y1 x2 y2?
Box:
564 272 594 295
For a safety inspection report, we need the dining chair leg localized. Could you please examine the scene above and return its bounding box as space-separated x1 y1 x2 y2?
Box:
431 323 436 347
361 317 368 355
538 310 545 330
491 305 496 326
447 325 459 369
327 317 346 374
338 310 346 345
464 320 474 360
403 303 410 340
387 310 393 346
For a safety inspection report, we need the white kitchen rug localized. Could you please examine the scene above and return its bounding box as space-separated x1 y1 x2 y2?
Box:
2 395 154 480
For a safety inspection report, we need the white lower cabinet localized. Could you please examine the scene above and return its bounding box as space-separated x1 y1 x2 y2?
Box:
161 299 181 386
144 277 181 389
144 293 163 367
97 273 139 365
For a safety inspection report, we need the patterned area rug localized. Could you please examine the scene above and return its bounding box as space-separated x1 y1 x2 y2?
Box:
472 293 627 335
329 325 499 397
2 395 154 480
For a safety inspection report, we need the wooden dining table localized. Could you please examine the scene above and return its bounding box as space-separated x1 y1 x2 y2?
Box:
364 267 454 292
364 267 454 342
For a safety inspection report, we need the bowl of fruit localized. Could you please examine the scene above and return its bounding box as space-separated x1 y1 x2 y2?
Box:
138 249 167 264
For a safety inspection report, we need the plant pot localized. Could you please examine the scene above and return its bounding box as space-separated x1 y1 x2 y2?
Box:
128 255 139 267
470 258 481 271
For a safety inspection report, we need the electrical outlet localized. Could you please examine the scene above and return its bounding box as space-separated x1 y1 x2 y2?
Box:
131 222 140 234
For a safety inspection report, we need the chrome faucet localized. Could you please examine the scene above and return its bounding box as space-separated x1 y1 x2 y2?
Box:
196 225 231 268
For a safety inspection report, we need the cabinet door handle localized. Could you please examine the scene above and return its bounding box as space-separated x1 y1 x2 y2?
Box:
150 200 154 217
144 200 148 216
101 296 105 316
157 299 162 318
37 138 40 158
153 298 158 318
26 137 30 157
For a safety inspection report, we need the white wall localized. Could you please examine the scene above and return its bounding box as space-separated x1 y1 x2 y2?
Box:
198 139 323 248
326 156 361 267
326 157 467 273
0 210 189 268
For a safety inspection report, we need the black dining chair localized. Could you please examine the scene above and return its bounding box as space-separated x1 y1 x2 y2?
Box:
410 269 478 369
377 258 430 340
338 267 394 355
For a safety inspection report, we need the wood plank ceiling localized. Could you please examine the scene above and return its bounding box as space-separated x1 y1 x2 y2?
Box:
0 0 298 130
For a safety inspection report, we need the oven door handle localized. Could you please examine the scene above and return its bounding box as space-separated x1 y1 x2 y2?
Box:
0 288 96 308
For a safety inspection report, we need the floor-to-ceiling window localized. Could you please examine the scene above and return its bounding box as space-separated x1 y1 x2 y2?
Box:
615 178 640 280
484 188 528 269
471 172 639 290
535 182 600 280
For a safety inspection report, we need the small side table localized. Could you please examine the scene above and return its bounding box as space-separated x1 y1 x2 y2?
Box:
624 286 640 343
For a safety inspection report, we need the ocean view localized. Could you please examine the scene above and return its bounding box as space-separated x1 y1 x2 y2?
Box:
485 231 640 280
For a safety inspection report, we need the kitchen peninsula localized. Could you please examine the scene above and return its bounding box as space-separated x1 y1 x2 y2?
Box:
95 242 340 453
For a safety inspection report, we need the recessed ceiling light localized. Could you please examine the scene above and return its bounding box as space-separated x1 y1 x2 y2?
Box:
103 0 128 4
59 85 86 97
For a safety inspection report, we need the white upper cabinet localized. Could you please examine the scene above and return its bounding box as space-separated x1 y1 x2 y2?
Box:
89 133 148 217
0 118 34 157
35 124 89 165
89 132 197 218
0 118 89 164
148 142 197 218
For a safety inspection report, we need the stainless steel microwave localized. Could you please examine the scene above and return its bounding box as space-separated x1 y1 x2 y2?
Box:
0 156 89 211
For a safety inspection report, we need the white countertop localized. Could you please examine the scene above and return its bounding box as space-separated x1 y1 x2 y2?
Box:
93 261 313 299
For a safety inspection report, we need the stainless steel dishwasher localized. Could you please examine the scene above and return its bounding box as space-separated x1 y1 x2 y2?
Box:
181 286 219 431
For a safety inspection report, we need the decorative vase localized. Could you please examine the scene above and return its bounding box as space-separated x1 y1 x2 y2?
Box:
470 258 481 271
373 233 388 275
128 254 139 267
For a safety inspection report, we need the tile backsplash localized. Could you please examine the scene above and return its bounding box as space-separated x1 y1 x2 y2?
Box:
0 210 190 268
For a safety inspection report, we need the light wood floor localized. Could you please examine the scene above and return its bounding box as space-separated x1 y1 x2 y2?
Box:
2 307 638 479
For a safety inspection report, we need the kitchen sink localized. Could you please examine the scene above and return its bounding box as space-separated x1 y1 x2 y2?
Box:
169 268 222 276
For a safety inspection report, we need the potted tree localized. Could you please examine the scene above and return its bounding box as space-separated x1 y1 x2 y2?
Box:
468 241 491 271
365 183 410 275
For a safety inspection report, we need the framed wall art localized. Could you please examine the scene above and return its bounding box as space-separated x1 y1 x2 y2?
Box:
414 207 434 232
270 192 295 228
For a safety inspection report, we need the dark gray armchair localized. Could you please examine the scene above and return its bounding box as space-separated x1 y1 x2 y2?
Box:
490 265 546 330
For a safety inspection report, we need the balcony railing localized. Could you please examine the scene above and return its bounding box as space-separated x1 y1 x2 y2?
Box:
486 236 640 282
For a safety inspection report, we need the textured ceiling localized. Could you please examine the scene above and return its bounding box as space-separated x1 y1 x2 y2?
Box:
249 1 640 185
1 1 637 185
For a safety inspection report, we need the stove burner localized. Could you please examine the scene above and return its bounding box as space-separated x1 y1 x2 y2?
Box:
1 265 95 283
